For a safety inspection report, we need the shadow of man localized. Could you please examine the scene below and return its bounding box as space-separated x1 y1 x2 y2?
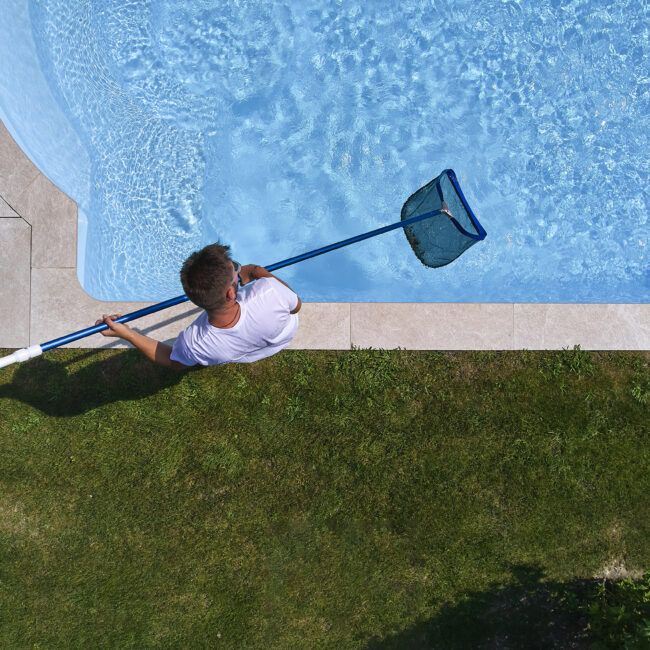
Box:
0 308 201 417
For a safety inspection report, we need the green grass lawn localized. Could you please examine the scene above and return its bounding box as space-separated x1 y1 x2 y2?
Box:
0 346 648 648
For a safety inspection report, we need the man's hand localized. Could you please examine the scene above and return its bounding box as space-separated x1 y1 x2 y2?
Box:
239 264 267 284
96 314 133 340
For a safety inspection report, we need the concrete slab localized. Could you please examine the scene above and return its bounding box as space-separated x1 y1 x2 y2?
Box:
514 304 650 350
0 122 40 207
351 303 514 350
288 304 351 350
12 172 77 268
0 218 31 348
0 196 19 217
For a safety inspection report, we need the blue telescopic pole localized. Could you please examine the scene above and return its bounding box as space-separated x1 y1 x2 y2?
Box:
0 209 443 367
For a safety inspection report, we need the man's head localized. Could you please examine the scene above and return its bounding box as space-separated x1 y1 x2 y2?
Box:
180 242 238 312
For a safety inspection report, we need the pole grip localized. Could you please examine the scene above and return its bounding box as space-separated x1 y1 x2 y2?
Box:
0 345 43 369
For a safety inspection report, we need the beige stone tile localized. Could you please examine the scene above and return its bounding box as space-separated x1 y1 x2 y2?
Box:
0 121 40 206
30 268 202 349
12 173 77 268
514 304 650 350
0 196 19 217
287 303 350 349
351 303 514 349
0 218 31 348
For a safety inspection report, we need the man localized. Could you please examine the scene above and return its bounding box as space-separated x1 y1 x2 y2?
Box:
97 242 301 370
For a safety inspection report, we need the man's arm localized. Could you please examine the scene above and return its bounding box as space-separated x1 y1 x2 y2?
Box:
96 314 191 371
123 330 189 370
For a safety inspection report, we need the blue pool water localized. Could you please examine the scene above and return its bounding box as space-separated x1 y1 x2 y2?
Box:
0 0 647 302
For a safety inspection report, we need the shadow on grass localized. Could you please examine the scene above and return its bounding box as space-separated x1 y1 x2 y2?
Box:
0 309 203 416
366 564 593 649
0 350 194 416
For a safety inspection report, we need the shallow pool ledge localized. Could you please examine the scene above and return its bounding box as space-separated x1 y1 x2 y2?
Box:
1 121 648 353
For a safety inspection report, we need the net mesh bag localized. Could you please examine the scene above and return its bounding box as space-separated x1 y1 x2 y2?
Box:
401 169 486 268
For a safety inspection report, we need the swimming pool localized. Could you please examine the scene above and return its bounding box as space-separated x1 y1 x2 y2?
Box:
0 0 647 303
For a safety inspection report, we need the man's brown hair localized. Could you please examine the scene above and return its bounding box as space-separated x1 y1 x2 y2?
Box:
180 242 235 311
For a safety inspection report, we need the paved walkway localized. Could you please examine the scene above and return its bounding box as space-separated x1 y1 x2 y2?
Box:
1 121 648 352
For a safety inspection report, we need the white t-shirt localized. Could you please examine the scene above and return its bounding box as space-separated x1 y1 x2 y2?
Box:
170 277 300 367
